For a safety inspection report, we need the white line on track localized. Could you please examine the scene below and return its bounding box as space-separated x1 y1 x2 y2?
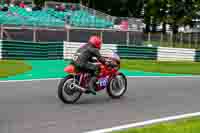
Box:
0 76 200 82
84 112 200 133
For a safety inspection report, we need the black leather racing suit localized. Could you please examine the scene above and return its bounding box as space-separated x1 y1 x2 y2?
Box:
70 43 106 93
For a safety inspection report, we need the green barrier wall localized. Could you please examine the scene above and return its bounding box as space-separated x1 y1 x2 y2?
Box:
1 41 159 60
195 50 200 62
117 45 157 60
2 41 63 60
48 42 63 59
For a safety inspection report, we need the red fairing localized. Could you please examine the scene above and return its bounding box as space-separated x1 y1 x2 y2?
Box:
64 65 76 73
99 65 108 76
98 64 117 78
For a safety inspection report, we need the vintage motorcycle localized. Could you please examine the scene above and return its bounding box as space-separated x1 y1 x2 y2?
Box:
58 50 127 104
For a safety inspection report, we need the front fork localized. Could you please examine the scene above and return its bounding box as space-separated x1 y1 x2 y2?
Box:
72 75 81 86
72 73 88 89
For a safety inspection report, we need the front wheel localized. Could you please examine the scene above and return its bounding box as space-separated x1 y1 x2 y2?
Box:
58 75 82 104
107 73 127 99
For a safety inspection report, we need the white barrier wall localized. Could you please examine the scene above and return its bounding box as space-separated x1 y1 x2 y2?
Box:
157 47 196 61
0 40 2 59
63 41 118 59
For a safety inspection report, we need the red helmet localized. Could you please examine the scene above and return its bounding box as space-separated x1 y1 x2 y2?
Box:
88 35 102 49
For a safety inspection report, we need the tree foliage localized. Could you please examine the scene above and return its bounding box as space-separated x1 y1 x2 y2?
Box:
143 0 200 33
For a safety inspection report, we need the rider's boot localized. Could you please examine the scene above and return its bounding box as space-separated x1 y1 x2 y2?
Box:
86 67 100 95
87 76 97 95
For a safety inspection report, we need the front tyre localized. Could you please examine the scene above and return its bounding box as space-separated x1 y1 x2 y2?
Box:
58 75 82 104
107 73 127 99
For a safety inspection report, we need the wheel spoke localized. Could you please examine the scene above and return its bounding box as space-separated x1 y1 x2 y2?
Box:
62 78 81 102
110 75 126 96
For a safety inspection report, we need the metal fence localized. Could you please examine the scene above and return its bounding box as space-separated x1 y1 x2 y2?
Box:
144 32 200 49
0 24 143 46
2 24 200 49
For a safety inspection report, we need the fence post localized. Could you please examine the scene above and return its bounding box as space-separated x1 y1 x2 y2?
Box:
126 31 130 46
160 32 163 46
106 16 110 22
195 32 198 49
67 28 70 42
189 33 192 48
44 1 47 9
196 32 199 48
170 32 173 47
180 32 183 47
100 30 103 43
33 27 36 42
148 31 151 44
0 25 3 40
112 17 115 26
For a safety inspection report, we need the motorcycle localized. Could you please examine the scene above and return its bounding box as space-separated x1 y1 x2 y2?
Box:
58 50 127 104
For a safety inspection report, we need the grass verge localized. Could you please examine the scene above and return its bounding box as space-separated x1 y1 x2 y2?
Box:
113 117 200 133
0 60 32 78
121 59 200 75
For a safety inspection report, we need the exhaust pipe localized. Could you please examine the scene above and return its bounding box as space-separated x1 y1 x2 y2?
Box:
70 83 86 92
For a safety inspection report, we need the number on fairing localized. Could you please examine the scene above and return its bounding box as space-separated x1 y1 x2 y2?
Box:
99 78 108 87
72 55 78 61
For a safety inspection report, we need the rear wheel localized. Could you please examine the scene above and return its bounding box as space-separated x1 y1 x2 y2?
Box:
107 73 127 99
58 75 82 104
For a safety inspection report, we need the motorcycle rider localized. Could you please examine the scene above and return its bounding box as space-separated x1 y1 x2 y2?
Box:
70 35 112 95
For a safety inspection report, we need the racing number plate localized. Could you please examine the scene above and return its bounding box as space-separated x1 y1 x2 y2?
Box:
72 55 78 61
99 77 108 87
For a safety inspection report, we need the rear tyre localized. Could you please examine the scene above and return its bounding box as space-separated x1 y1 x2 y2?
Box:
107 73 127 99
58 75 82 104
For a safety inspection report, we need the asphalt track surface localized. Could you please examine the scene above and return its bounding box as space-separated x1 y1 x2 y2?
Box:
0 77 200 133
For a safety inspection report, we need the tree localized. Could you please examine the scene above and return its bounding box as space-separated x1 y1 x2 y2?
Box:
165 0 200 34
34 0 45 6
143 0 200 34
144 0 161 32
127 0 143 18
84 0 143 17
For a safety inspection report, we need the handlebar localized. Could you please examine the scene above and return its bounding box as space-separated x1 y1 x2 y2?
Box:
92 57 120 69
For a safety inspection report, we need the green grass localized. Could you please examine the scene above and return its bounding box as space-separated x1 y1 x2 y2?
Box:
121 59 200 75
0 60 32 78
113 117 200 133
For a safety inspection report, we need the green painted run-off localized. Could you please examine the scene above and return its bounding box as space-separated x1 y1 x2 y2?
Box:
0 60 191 81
